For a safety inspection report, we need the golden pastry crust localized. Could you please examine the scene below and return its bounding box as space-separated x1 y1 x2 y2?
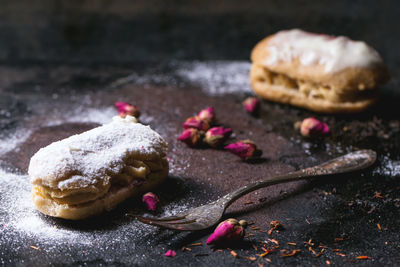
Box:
28 115 169 220
250 30 389 113
250 64 377 113
32 159 168 220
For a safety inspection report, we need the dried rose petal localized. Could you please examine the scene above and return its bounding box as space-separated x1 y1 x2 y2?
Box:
183 116 210 131
206 218 247 245
164 250 176 257
280 249 301 257
356 256 371 260
204 127 232 148
243 97 260 114
224 140 262 160
178 128 202 147
142 192 160 211
269 220 284 234
270 220 284 230
300 117 330 137
115 102 140 118
197 107 215 124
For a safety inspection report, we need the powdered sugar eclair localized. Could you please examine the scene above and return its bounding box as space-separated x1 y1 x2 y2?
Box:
250 29 389 113
28 115 168 220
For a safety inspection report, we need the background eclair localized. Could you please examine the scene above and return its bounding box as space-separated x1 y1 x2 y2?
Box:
250 29 389 113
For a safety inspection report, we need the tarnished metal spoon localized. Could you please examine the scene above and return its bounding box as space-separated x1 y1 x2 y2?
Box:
136 150 376 231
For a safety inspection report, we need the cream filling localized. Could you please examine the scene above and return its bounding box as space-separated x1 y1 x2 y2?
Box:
33 158 165 206
256 67 375 103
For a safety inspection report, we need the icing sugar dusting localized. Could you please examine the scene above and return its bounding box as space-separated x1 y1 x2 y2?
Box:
175 61 252 95
109 61 253 96
373 156 400 177
56 107 115 126
0 168 188 252
265 29 383 72
28 116 168 185
0 128 32 155
0 123 190 262
57 175 98 190
0 169 79 241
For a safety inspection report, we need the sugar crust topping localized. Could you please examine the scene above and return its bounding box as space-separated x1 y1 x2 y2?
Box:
264 29 383 72
28 115 168 188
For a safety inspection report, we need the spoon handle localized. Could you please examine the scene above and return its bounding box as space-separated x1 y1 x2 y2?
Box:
220 150 376 207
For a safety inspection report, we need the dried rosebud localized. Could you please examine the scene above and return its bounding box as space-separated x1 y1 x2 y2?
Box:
142 192 160 211
204 127 233 148
197 107 215 124
115 102 140 118
206 218 247 245
243 97 260 114
178 128 202 147
164 250 176 257
300 117 330 137
224 140 262 160
183 116 210 131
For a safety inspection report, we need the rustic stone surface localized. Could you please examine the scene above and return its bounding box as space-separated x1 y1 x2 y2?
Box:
0 63 399 266
0 1 399 265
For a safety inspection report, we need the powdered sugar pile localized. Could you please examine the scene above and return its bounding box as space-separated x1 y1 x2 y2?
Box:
0 167 185 267
0 169 81 241
0 170 85 241
29 116 167 185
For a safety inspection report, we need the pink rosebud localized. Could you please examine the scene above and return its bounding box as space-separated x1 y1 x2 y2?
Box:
300 117 330 137
197 107 215 124
142 192 159 211
206 218 247 245
204 127 232 148
243 97 260 114
224 140 262 160
115 102 140 118
183 116 210 131
164 249 176 257
177 128 202 147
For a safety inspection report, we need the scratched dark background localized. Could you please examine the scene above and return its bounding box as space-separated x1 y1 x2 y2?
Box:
0 1 399 266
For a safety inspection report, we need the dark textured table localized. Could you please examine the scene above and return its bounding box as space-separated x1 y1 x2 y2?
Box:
0 1 399 266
